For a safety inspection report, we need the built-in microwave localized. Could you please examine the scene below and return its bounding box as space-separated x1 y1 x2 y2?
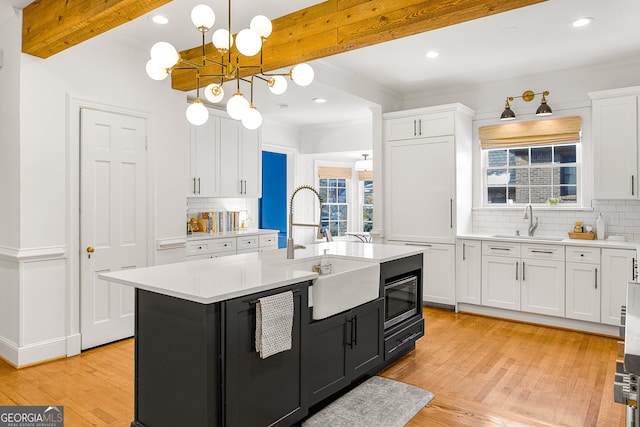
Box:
384 275 419 330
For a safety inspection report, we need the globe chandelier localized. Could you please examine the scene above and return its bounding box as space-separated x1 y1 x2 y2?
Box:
145 1 315 129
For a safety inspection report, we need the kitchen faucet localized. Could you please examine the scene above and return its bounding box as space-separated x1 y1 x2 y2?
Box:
287 185 324 259
523 204 539 237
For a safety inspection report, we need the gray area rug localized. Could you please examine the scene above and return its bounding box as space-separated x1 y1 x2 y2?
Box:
302 376 434 427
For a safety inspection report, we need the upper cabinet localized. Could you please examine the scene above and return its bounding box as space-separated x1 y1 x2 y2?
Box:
219 118 261 197
384 104 474 243
187 114 220 197
591 87 640 199
187 111 262 198
385 111 455 141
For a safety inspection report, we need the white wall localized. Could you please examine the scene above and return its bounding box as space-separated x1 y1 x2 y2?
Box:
0 3 21 250
299 120 372 154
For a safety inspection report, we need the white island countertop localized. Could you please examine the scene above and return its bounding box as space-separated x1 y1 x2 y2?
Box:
99 242 423 304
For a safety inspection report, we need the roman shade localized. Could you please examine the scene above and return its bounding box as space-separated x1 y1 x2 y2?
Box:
318 166 352 179
358 170 374 181
479 116 582 149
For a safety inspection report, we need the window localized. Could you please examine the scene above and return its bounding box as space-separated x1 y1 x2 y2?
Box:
319 178 348 236
362 179 373 232
484 143 578 205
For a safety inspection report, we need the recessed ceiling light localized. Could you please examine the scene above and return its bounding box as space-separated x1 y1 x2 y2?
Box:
572 17 594 28
313 97 327 103
150 15 169 25
425 51 439 59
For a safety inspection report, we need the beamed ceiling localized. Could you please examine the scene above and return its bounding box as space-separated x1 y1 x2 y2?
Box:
21 0 546 92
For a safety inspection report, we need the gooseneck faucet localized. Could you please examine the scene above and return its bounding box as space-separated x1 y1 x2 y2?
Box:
287 185 324 259
523 204 539 237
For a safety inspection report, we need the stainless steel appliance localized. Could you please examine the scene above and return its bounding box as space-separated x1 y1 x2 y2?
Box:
384 275 419 330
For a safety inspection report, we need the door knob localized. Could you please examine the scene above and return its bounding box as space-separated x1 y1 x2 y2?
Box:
86 246 94 259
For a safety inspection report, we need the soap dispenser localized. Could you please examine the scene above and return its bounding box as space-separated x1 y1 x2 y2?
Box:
320 249 332 275
596 213 605 240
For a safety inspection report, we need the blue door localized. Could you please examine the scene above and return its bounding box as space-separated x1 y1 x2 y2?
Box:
259 151 287 248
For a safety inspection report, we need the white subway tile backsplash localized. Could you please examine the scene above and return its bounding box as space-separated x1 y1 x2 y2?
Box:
473 200 640 242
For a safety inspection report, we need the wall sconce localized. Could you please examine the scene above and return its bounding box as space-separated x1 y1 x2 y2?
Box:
500 90 552 121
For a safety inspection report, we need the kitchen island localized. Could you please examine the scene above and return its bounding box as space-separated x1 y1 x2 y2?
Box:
100 242 424 427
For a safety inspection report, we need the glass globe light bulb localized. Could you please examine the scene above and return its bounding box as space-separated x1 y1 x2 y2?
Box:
250 15 272 38
242 106 262 130
186 99 209 126
226 93 250 120
145 59 169 80
204 83 224 103
268 76 288 95
211 29 234 52
291 63 314 86
236 29 262 57
191 4 215 30
150 42 179 68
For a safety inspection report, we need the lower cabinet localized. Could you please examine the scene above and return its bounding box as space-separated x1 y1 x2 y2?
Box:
481 242 565 316
601 248 637 326
225 285 309 427
308 298 384 406
456 239 482 304
566 246 601 323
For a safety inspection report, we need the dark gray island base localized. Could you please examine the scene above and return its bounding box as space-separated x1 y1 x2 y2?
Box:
130 253 423 427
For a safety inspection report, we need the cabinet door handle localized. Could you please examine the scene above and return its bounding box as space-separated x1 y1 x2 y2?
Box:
197 178 201 194
633 175 636 196
634 258 638 281
193 177 197 194
346 319 354 349
515 261 519 281
352 315 358 347
413 120 417 137
450 199 453 229
595 267 598 289
462 243 466 261
418 119 422 136
522 261 526 282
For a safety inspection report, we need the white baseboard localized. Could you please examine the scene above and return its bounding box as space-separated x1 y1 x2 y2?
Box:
0 336 67 368
66 333 81 357
0 336 18 367
457 303 620 337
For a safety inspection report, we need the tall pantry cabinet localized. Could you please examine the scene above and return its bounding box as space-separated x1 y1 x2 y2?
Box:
384 104 474 306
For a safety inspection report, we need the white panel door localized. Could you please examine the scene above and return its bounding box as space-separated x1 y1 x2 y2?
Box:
481 255 520 310
566 262 600 322
601 248 636 326
456 239 482 305
219 117 241 196
80 108 148 349
520 259 565 317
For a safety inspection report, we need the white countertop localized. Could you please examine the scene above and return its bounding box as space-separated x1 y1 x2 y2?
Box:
99 242 422 304
458 233 640 251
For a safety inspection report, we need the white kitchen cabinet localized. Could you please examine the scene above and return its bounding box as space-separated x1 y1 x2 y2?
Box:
591 87 640 199
187 116 220 197
186 237 236 260
384 104 474 245
219 118 261 198
520 253 565 317
601 248 637 326
566 246 601 323
481 241 565 317
423 243 456 305
385 111 454 141
482 241 520 310
456 239 482 305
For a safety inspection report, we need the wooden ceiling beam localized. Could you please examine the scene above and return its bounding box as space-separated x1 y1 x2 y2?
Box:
22 0 172 58
171 0 546 91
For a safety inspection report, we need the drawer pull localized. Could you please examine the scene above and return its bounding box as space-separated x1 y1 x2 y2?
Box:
404 243 432 247
388 332 422 354
531 250 554 254
490 247 511 251
595 267 598 289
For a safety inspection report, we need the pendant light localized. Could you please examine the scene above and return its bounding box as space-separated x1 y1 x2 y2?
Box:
355 154 373 171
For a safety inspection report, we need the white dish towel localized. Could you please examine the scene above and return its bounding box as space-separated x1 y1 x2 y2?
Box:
255 291 294 359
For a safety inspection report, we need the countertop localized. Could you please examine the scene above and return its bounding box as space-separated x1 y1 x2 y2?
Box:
99 242 423 304
457 233 640 251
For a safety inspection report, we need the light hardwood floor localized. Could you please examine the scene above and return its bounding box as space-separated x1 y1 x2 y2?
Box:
0 307 626 426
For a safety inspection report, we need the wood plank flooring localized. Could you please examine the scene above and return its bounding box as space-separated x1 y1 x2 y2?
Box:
0 307 626 426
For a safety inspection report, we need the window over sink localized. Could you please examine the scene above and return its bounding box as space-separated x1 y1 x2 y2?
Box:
479 116 582 207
